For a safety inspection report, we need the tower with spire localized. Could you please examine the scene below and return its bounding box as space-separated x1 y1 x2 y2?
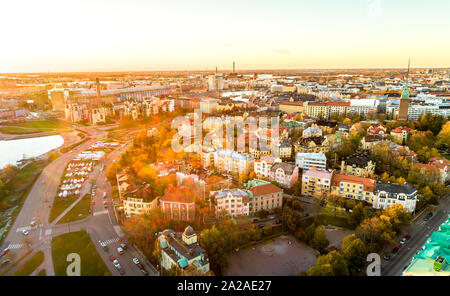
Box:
397 59 411 121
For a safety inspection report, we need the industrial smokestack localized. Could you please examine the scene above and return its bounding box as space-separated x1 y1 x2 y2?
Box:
233 61 235 73
95 78 101 99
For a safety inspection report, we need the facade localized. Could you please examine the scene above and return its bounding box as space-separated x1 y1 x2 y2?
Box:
200 98 219 114
294 137 330 153
254 156 281 178
295 152 327 170
213 149 255 175
123 197 158 217
160 185 196 221
158 227 210 274
301 167 333 198
269 162 299 189
361 134 383 150
390 126 414 144
397 65 410 121
372 183 418 213
212 189 250 217
302 125 322 138
330 173 376 203
247 181 283 214
340 151 376 177
273 138 292 159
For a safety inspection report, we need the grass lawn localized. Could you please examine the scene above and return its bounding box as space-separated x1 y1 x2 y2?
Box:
48 196 79 223
56 194 91 224
11 251 44 276
316 214 353 230
0 161 46 245
52 230 111 276
0 120 70 134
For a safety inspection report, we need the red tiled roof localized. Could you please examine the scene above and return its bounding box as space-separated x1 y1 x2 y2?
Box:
250 184 282 196
331 173 376 191
326 102 350 106
280 101 303 106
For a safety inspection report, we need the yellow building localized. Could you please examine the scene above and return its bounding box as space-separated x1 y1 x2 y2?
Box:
301 168 333 198
330 174 375 203
123 197 158 217
340 152 376 177
279 102 304 114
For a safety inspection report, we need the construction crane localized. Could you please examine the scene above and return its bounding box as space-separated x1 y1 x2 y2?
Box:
247 72 258 105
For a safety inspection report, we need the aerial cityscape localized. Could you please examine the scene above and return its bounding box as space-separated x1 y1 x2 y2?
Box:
0 0 449 282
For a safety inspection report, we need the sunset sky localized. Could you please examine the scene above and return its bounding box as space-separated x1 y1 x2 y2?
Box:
1 0 449 73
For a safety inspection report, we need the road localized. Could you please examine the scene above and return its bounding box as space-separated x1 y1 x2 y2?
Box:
0 126 158 276
381 193 450 276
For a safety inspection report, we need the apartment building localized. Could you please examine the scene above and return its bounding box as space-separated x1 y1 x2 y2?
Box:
254 156 281 178
246 180 283 213
212 189 250 217
295 152 327 170
390 126 414 144
213 149 255 175
123 197 158 217
160 185 196 221
340 151 376 177
301 167 333 198
372 183 418 213
330 173 376 203
269 162 299 189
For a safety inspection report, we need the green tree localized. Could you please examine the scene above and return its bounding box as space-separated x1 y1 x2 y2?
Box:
308 251 349 276
311 225 329 253
341 235 368 274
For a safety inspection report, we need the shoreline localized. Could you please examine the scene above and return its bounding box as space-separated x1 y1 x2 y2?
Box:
0 130 61 141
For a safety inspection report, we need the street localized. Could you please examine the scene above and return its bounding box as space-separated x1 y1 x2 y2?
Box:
0 126 158 276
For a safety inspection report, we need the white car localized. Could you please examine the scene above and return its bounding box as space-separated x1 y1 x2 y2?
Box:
117 247 124 255
132 258 140 265
22 230 29 236
400 238 406 245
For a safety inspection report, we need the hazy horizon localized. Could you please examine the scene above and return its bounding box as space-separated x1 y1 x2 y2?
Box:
1 0 449 73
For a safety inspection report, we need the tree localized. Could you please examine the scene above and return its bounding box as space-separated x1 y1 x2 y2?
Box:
348 203 369 228
199 225 232 275
310 225 329 253
419 113 447 135
341 235 368 274
407 131 435 153
307 251 349 276
436 121 450 152
305 223 316 244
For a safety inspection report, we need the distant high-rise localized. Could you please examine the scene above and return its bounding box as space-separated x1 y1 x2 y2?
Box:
233 61 235 73
397 60 411 121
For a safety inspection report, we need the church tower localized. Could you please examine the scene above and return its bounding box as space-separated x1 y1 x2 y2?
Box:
397 60 411 121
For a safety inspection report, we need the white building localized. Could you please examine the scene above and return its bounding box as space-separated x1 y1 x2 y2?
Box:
295 152 327 170
212 189 250 217
254 156 281 178
372 183 418 213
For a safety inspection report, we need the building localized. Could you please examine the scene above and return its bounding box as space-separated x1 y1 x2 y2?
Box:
367 123 387 136
158 227 210 275
212 189 250 217
428 157 450 183
302 125 322 138
294 136 329 153
213 149 255 175
123 197 158 217
199 98 219 114
273 138 292 159
160 185 196 221
372 182 418 213
331 174 376 203
301 167 333 198
295 152 327 170
254 156 281 178
269 162 299 189
278 101 304 114
340 151 376 177
403 217 450 276
361 134 383 150
246 180 283 214
390 126 414 144
397 61 411 121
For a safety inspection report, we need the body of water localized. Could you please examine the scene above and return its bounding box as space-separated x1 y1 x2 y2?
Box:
0 135 64 169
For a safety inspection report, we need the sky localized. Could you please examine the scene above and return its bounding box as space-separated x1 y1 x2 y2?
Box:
1 0 449 73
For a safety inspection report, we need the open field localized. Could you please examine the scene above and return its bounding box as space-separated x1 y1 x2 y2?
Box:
52 230 111 276
11 251 44 276
226 235 317 276
56 194 91 224
0 120 70 134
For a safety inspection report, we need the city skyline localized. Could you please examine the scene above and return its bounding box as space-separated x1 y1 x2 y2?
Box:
1 0 450 73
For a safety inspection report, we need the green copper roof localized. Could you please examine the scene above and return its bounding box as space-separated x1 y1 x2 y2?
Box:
400 59 411 100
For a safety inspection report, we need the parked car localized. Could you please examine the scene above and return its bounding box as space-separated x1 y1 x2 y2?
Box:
1 258 11 266
392 247 399 254
113 259 120 267
384 254 391 261
22 230 29 236
400 238 406 245
109 256 115 262
117 247 124 255
118 266 125 275
30 221 36 227
405 234 411 240
100 242 108 252
132 257 140 265
268 215 275 220
120 243 127 250
424 212 433 221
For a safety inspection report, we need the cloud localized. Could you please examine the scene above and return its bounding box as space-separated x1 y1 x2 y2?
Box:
273 49 291 55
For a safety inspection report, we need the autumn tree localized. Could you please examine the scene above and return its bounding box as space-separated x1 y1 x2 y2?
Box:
310 225 329 253
307 251 349 276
